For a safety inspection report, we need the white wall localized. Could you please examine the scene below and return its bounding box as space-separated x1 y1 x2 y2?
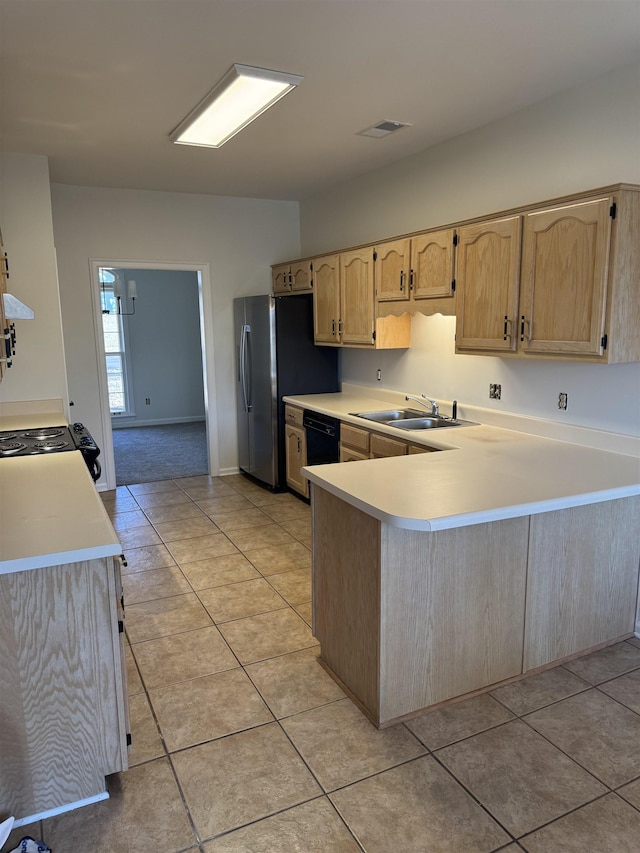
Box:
51 185 300 473
300 62 640 437
111 268 205 426
0 153 69 410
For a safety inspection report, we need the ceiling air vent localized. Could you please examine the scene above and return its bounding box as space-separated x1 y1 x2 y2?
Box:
358 120 411 138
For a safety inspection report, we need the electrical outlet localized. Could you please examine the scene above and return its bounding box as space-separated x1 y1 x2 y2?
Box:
558 392 568 410
489 383 502 400
376 369 382 381
145 397 151 405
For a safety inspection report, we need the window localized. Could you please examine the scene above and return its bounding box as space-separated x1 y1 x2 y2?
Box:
100 269 133 416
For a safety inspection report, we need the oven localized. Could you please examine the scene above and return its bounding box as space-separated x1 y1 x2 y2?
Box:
0 422 102 481
302 409 340 465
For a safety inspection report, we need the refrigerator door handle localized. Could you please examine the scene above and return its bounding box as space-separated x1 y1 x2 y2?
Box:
240 323 252 412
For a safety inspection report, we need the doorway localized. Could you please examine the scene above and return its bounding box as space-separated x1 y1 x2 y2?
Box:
90 260 219 490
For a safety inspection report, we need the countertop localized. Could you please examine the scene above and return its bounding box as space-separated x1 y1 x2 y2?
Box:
284 390 640 531
0 413 121 574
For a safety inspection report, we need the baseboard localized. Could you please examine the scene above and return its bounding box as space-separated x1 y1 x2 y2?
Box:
112 416 205 429
219 466 239 476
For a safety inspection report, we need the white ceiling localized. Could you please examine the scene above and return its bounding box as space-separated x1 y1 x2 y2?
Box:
1 0 639 201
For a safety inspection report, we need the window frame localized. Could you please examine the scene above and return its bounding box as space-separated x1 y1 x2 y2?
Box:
99 273 136 418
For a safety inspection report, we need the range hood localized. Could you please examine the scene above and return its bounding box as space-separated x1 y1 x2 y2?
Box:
3 292 35 319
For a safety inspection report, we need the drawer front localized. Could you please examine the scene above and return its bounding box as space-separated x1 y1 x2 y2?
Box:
341 423 370 453
285 405 304 428
409 444 438 454
370 432 408 458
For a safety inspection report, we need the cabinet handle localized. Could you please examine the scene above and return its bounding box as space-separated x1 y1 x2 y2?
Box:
338 319 343 335
331 319 336 336
520 315 530 342
399 271 405 291
503 316 512 341
297 436 301 452
409 269 414 290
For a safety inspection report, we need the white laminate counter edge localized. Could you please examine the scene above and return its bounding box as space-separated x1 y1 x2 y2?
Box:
0 452 121 575
285 389 640 532
284 384 640 457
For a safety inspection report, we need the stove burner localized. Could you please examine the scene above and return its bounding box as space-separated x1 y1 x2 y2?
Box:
0 441 27 455
23 428 66 440
0 432 18 441
33 439 70 451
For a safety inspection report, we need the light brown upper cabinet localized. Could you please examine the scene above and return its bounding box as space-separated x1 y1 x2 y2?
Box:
456 187 640 362
313 254 341 344
375 230 456 304
340 248 376 345
314 249 410 348
272 261 313 294
0 229 9 381
455 216 522 353
519 197 611 357
375 238 411 301
411 229 457 300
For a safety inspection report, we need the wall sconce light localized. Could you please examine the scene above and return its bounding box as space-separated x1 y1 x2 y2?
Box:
169 64 303 148
116 279 137 316
101 271 137 316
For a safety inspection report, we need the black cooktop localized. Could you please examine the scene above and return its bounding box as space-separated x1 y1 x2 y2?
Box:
0 425 75 457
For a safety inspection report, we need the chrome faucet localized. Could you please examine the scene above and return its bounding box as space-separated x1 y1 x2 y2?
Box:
405 394 439 416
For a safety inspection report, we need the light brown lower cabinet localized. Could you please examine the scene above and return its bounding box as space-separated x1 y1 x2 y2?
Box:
339 421 437 461
0 556 129 820
312 489 640 728
284 405 309 498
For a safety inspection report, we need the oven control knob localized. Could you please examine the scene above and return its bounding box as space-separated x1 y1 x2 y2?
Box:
73 422 84 431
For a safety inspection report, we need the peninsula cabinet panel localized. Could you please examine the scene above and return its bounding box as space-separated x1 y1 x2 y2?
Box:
313 489 381 715
313 254 340 343
340 248 375 345
0 557 129 820
519 197 611 356
455 216 522 353
523 497 640 671
312 487 528 728
379 518 528 723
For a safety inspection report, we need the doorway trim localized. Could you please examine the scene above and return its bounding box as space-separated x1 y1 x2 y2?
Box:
89 259 219 490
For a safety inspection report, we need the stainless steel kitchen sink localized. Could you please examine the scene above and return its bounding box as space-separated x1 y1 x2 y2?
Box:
350 409 427 423
351 410 477 429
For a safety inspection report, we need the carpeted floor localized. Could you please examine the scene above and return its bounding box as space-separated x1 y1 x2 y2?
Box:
112 421 208 485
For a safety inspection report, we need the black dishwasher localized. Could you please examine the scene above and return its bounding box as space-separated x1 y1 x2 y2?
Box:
303 410 340 465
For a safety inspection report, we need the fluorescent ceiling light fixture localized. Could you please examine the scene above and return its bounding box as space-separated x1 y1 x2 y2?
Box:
170 64 303 148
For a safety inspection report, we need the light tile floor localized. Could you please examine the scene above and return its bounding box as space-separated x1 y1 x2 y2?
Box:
10 474 640 853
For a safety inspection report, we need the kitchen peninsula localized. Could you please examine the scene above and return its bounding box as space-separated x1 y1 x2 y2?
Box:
0 411 128 826
284 388 640 728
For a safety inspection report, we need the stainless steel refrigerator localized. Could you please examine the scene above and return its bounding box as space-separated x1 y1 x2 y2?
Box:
234 293 340 490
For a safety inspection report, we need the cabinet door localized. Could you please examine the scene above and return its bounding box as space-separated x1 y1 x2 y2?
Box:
272 264 291 294
370 432 408 458
285 424 309 497
375 239 411 301
455 216 522 352
339 445 370 462
313 254 341 344
291 261 313 293
0 229 8 381
340 249 375 346
411 229 456 299
519 197 611 357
